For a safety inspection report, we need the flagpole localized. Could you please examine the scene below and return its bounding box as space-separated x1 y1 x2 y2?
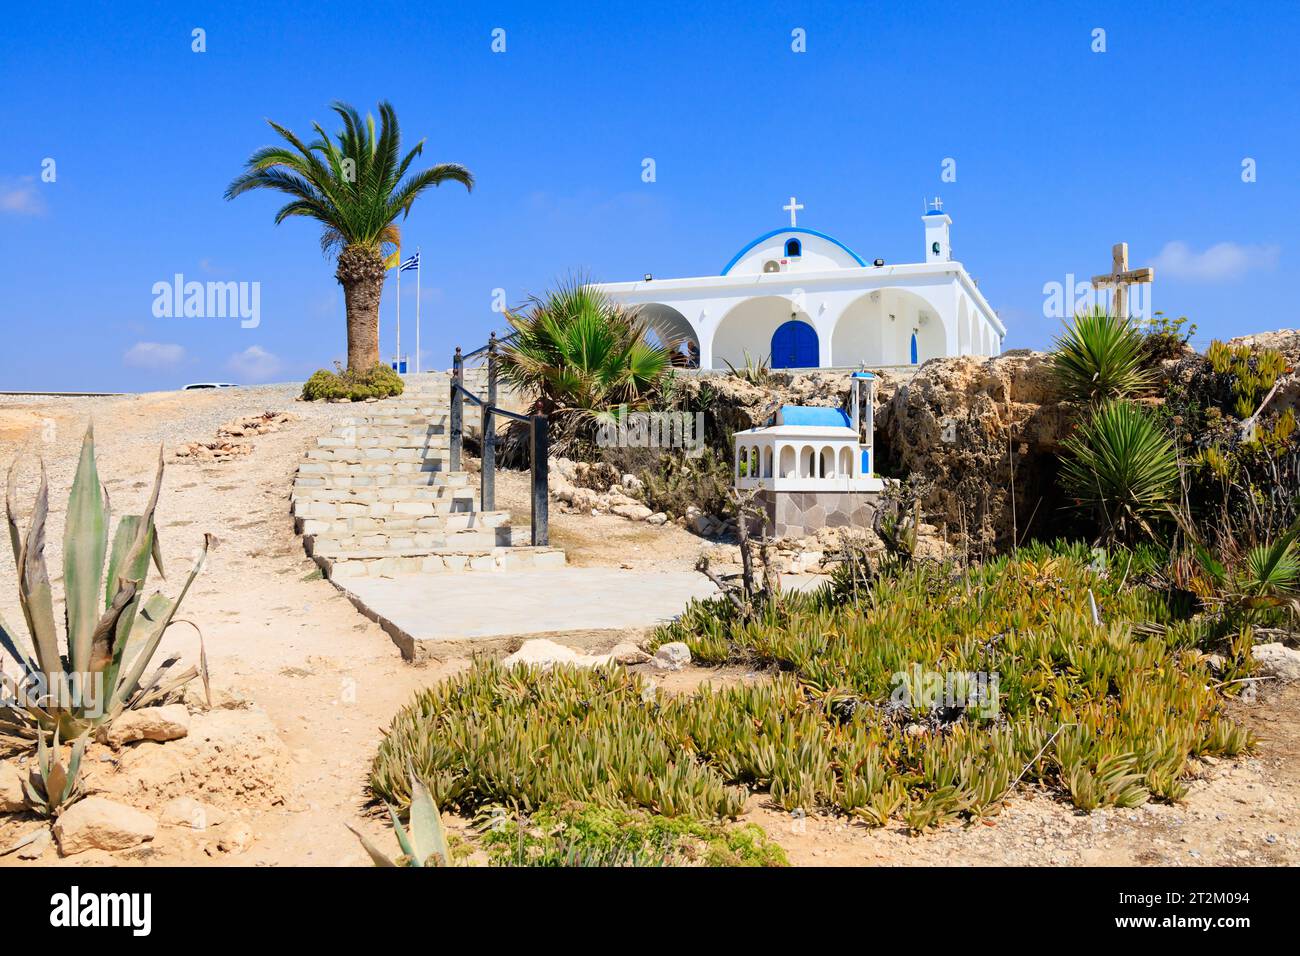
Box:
415 247 422 374
396 247 402 371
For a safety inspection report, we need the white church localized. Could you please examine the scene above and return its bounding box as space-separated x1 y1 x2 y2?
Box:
595 198 1005 370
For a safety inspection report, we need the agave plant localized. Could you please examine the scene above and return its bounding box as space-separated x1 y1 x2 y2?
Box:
1060 399 1178 543
24 727 87 817
0 425 210 743
1050 308 1153 404
347 771 451 867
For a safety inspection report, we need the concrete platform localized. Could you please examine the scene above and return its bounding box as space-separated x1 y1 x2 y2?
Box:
338 567 723 660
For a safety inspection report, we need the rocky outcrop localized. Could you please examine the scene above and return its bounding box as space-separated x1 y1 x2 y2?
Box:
53 797 156 855
1228 329 1300 366
671 368 902 434
878 351 1076 549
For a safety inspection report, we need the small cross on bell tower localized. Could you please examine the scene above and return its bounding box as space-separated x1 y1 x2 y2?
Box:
922 196 952 263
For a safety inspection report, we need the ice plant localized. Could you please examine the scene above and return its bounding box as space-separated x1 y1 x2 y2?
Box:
0 425 210 743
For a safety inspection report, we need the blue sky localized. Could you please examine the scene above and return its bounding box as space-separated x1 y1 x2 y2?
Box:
1 0 1296 391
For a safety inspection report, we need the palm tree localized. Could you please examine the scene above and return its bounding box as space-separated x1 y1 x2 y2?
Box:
225 101 472 371
499 278 675 445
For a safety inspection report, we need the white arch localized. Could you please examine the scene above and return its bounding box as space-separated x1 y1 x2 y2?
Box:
820 446 836 478
779 445 796 478
631 303 699 367
831 288 951 367
958 299 972 356
711 296 814 371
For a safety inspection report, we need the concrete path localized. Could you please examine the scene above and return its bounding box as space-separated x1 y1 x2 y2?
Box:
338 568 718 659
338 567 834 660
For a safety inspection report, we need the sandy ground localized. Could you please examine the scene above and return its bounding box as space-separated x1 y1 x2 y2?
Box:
0 387 1296 866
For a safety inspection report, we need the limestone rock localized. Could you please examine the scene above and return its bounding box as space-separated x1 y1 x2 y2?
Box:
160 796 228 830
1253 643 1300 681
16 827 51 859
53 797 156 855
652 642 692 671
877 351 1073 548
505 638 650 669
647 512 668 526
0 761 26 812
218 822 254 854
607 642 651 665
102 704 190 748
611 503 653 521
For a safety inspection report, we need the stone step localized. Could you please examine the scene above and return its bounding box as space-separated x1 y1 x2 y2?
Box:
293 496 497 520
292 471 471 490
318 426 447 442
297 460 447 476
305 444 448 462
316 545 566 580
290 484 476 505
314 437 449 452
305 524 514 556
296 508 510 537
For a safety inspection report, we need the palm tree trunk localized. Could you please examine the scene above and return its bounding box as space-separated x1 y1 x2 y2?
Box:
336 244 387 371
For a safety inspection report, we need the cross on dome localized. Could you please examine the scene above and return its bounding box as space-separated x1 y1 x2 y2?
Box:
928 196 944 212
783 196 804 227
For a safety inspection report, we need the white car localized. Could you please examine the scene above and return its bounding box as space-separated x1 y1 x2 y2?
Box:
183 382 239 390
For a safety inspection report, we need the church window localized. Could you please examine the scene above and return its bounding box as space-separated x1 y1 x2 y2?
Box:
785 238 802 258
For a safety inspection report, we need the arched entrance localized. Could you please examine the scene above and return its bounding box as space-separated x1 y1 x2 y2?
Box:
711 296 814 370
631 303 699 367
770 320 819 369
831 288 948 366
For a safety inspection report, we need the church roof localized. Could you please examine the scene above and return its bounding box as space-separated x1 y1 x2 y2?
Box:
774 405 852 428
720 227 867 275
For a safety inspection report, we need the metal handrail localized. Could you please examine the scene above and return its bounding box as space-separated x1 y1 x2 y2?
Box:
450 334 549 547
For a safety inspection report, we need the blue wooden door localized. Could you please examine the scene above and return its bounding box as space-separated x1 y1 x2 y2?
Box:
771 320 818 368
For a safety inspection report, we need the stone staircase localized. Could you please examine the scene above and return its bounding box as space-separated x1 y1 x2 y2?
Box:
291 372 565 580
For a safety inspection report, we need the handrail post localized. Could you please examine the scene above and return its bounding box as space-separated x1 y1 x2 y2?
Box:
530 415 549 546
450 347 463 472
481 333 497 512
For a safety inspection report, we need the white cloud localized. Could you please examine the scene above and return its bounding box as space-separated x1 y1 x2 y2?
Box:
226 345 283 382
1151 240 1280 282
0 176 46 215
123 341 187 369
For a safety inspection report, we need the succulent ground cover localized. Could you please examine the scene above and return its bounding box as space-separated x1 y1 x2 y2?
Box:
372 547 1252 833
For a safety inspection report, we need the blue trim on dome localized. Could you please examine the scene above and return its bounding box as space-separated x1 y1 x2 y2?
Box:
720 227 866 275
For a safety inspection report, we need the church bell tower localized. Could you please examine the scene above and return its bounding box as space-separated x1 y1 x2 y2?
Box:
923 197 951 263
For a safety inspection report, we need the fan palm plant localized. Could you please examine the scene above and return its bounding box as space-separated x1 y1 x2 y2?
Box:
498 278 675 444
225 101 472 371
1051 308 1154 404
1060 399 1178 543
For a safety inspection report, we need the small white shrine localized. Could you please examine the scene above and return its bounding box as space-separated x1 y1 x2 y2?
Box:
734 372 887 537
595 197 1005 371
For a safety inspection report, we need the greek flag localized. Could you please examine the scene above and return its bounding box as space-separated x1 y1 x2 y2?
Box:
399 252 420 272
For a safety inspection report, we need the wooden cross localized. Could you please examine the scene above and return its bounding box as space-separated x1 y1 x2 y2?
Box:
783 196 804 227
1091 242 1154 319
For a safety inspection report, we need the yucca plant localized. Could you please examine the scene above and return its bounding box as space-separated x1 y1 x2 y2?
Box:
348 771 451 867
24 727 87 817
1060 399 1178 543
0 425 210 744
1051 308 1154 403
